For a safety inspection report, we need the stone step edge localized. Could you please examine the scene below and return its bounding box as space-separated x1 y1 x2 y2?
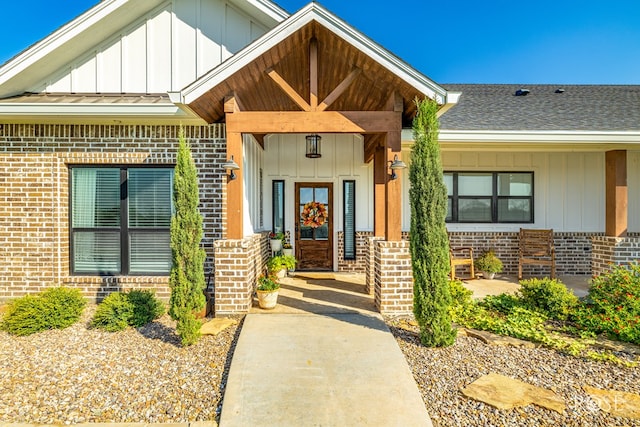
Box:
0 423 217 427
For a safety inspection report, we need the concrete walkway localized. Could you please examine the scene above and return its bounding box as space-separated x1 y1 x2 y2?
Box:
220 311 432 426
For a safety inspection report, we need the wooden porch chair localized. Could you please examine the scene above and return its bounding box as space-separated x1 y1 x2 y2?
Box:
518 228 555 280
449 236 475 281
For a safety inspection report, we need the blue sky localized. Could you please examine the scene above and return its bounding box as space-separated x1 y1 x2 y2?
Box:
2 0 639 84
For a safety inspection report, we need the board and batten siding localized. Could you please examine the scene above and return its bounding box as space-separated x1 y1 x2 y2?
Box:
243 135 265 235
32 0 268 94
262 134 373 239
402 151 607 233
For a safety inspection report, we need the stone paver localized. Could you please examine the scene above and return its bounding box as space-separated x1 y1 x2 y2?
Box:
583 386 640 420
200 318 237 336
461 372 565 413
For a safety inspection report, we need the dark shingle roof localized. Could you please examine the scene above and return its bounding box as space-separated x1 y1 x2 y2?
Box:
439 84 640 131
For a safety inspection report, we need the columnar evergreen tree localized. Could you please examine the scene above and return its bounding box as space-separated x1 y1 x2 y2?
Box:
169 128 206 346
409 98 456 347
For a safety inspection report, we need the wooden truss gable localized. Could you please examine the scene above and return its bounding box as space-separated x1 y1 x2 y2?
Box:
185 14 445 241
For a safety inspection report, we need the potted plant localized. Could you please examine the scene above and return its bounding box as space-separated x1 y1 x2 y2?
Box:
282 242 293 256
475 249 503 279
256 275 280 309
267 254 297 279
269 231 284 252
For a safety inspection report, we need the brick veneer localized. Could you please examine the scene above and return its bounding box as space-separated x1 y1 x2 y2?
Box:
374 240 413 314
591 234 640 276
448 231 598 277
0 124 226 301
213 233 269 315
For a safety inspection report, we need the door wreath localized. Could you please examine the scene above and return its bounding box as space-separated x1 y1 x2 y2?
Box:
301 201 327 228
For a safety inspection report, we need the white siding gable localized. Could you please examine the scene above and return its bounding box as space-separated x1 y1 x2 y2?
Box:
32 0 269 94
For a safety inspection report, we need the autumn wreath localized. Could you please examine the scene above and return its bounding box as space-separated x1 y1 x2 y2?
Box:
301 201 327 228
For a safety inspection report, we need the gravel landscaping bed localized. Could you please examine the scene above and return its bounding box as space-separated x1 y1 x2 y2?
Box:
0 305 242 424
386 317 640 427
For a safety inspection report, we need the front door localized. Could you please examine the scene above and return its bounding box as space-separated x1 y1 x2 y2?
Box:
295 183 333 270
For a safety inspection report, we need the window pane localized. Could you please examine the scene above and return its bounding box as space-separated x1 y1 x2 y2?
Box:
315 188 329 204
272 181 284 233
446 198 453 222
498 199 532 222
73 231 120 273
129 232 171 273
458 198 491 222
498 173 532 196
443 173 453 196
300 188 313 204
72 168 120 227
458 173 492 196
128 169 173 227
343 181 356 259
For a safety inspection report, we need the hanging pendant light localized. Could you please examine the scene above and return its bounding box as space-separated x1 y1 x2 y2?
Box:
305 134 322 158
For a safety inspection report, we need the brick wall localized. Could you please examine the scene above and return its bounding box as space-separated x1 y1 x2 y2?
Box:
592 234 640 276
213 233 269 315
0 124 226 301
374 240 413 314
337 231 372 272
448 231 597 277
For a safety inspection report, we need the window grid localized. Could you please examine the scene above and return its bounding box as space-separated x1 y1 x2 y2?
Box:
445 171 534 223
69 165 173 276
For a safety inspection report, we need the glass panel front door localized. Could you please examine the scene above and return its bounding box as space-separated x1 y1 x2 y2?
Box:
295 183 333 270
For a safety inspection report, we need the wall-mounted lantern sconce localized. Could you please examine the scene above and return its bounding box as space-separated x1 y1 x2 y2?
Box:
388 154 407 180
221 155 240 180
305 134 322 158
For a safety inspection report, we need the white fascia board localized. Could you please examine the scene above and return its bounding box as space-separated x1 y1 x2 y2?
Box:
243 0 289 23
181 3 448 105
401 129 640 145
0 0 127 86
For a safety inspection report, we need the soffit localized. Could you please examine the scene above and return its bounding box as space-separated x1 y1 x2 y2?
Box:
187 21 436 127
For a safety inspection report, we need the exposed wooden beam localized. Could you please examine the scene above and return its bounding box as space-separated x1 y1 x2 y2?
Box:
318 68 361 112
226 111 401 133
252 134 266 149
363 133 383 163
266 68 311 112
310 37 318 110
386 91 403 112
224 94 244 113
606 150 627 237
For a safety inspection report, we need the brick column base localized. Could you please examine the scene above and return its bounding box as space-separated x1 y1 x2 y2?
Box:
374 240 413 314
365 237 383 295
214 234 267 315
592 235 640 276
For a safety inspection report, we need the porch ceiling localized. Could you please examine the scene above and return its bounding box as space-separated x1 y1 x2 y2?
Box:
187 21 429 127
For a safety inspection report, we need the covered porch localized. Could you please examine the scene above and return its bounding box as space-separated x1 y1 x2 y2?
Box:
170 4 458 315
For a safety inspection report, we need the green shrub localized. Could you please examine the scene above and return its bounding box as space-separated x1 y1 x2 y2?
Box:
475 250 503 274
92 292 134 332
574 263 640 344
40 287 86 329
480 293 521 314
1 295 49 336
127 290 165 327
517 278 579 320
0 287 86 336
92 290 165 332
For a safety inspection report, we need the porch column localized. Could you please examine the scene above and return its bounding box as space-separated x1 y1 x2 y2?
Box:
385 131 402 241
373 146 386 237
605 150 627 237
226 131 243 239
